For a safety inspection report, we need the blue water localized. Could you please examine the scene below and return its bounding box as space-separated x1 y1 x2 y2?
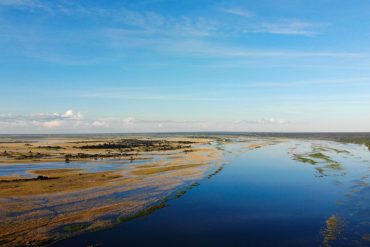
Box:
53 141 370 247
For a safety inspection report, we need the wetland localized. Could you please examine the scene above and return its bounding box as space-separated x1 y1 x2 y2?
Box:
0 133 370 246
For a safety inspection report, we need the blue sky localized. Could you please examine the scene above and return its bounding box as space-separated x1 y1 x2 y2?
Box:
1 0 370 133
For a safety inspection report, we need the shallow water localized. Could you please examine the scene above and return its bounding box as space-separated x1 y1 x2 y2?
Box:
0 158 158 177
54 140 370 247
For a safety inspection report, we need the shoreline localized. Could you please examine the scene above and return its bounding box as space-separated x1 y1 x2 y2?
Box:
0 136 225 246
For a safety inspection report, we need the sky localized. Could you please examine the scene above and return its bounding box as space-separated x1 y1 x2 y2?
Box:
1 0 370 133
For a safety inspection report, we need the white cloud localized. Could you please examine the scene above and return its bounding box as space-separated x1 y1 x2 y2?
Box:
0 0 50 12
62 110 73 118
0 110 85 131
2 109 370 133
41 120 64 128
122 117 135 126
61 110 83 120
251 21 319 36
0 109 295 133
237 118 289 125
0 0 40 7
221 7 252 17
1 1 356 66
92 120 109 128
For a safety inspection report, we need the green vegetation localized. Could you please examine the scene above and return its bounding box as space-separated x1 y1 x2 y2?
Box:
293 150 344 176
117 179 203 224
337 136 370 151
175 190 187 198
309 152 331 161
329 148 350 154
208 166 224 179
313 146 327 152
293 154 317 165
315 167 325 175
117 202 168 224
308 152 343 170
327 163 342 170
63 223 89 232
79 139 192 152
191 182 200 187
313 145 350 155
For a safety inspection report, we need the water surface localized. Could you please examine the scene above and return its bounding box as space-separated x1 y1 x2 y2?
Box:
56 140 370 246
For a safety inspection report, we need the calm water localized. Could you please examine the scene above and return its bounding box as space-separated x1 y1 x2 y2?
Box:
0 158 158 177
55 140 370 247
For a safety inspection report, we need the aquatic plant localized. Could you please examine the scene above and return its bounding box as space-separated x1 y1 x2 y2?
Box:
293 154 317 165
309 152 332 162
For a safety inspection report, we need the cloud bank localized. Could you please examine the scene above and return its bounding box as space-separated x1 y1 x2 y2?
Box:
0 110 292 134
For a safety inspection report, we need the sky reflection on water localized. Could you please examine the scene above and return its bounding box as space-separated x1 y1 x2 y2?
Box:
55 140 370 247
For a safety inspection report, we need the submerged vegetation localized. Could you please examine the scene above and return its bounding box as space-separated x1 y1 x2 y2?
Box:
291 146 344 176
0 134 369 246
309 152 332 161
322 215 344 247
293 154 317 165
